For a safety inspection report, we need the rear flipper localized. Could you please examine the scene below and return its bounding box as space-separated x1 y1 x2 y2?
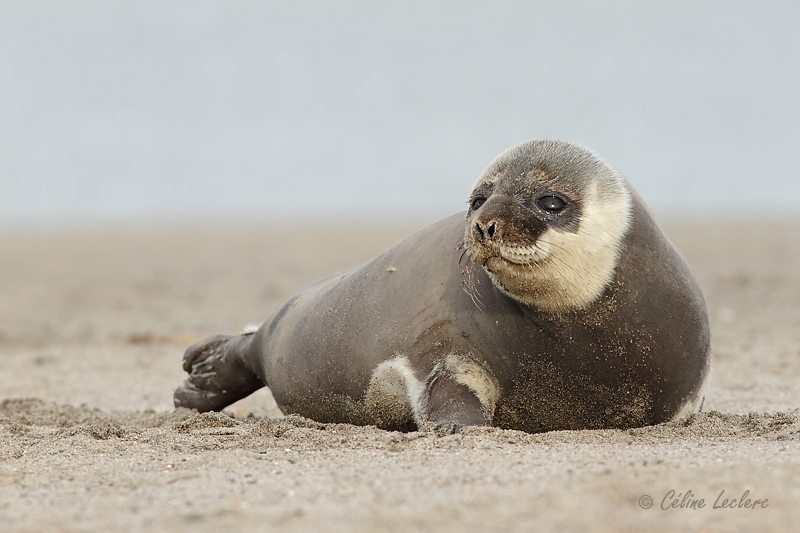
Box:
174 332 264 412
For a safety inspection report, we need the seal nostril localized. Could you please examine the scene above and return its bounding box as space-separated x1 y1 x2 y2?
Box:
487 221 496 239
475 222 484 240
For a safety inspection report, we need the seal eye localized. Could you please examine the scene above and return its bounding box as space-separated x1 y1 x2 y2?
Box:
538 195 566 213
471 196 487 210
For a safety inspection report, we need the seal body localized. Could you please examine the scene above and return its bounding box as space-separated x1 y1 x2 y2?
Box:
174 140 711 433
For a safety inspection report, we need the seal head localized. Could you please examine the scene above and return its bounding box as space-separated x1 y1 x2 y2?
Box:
465 140 632 313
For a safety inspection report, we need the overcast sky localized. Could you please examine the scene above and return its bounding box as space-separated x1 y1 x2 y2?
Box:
1 1 799 228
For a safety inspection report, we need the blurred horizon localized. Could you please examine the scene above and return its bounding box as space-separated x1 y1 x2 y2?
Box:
2 1 799 230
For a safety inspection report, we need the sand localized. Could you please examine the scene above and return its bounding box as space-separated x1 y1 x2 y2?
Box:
1 218 798 532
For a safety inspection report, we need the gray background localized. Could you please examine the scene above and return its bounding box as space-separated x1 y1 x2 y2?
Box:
1 1 798 228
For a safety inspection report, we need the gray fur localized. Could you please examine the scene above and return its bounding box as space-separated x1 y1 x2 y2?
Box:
175 140 711 433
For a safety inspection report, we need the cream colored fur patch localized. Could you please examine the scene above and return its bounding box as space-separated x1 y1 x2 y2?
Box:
240 323 262 335
486 179 632 313
365 356 428 428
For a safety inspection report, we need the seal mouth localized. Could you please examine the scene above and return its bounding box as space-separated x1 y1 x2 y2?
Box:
460 230 559 308
494 242 549 265
466 239 551 269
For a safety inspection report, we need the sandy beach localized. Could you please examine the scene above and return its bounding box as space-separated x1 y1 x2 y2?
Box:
1 218 799 532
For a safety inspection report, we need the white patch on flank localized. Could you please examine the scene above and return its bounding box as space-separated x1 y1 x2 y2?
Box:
240 323 262 335
366 356 428 428
670 367 712 421
442 354 500 422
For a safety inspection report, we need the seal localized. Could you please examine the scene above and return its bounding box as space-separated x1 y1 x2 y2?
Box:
174 140 711 433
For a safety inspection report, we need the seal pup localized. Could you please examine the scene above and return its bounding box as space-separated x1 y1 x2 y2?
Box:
174 140 711 433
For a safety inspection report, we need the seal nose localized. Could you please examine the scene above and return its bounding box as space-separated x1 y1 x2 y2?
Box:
474 220 499 241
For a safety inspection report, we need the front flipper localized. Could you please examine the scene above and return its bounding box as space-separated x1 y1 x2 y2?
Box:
364 353 499 433
426 354 500 433
173 332 264 412
427 373 489 434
